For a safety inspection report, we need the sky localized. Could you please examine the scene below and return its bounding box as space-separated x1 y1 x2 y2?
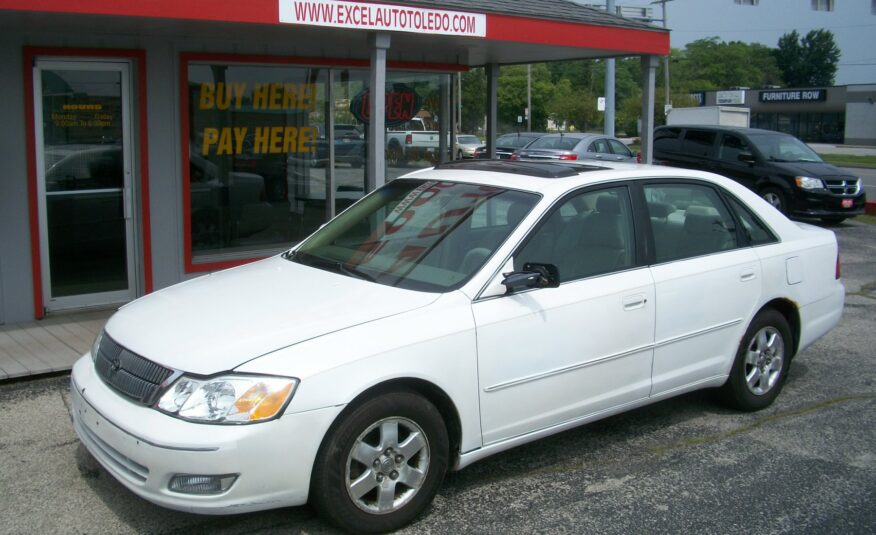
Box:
614 0 876 85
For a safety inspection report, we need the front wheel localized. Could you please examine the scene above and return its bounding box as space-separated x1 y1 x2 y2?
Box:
310 391 449 533
760 187 787 215
720 309 792 411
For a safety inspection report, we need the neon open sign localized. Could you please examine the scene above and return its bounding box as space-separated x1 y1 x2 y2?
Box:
350 84 423 126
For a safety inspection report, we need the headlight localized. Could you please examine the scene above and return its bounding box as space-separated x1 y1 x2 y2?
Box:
795 176 824 190
91 331 104 362
157 375 298 424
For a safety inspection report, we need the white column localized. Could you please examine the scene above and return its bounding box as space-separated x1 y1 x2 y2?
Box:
640 55 659 164
367 32 390 192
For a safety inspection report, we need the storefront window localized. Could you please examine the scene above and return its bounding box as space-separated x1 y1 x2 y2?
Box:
185 62 328 267
184 59 449 271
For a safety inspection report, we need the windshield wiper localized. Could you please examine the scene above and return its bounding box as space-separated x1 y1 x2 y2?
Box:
293 251 375 282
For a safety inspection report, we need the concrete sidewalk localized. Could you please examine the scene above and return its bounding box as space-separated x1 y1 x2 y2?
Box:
0 309 113 381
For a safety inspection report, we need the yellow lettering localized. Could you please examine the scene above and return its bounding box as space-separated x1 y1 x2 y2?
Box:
253 127 270 153
216 128 233 155
269 83 283 110
233 127 247 154
215 83 231 111
202 127 219 155
300 84 316 110
269 126 283 153
298 126 315 153
232 82 247 109
282 83 297 110
199 83 215 110
282 127 298 153
253 84 269 109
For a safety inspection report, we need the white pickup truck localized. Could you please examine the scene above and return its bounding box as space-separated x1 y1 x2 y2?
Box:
385 117 440 165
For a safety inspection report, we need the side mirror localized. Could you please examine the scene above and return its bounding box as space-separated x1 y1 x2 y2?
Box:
501 263 560 292
738 152 756 165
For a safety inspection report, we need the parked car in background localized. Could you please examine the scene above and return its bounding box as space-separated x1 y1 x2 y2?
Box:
386 117 440 165
653 125 866 223
314 124 365 168
72 159 844 533
513 132 637 163
455 135 482 158
474 131 548 159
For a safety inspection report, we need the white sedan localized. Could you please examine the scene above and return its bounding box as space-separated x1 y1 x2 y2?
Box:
71 160 844 533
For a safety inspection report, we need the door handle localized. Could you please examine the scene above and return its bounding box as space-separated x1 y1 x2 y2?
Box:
740 270 757 282
622 294 648 310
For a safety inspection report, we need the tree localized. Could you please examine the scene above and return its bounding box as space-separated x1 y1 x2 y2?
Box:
671 38 783 91
774 29 840 87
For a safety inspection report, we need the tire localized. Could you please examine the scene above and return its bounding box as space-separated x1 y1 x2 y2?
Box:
760 187 786 215
820 216 846 225
310 391 449 533
386 143 404 167
720 309 792 411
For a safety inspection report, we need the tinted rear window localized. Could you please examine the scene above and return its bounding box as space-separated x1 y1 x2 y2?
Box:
681 130 717 157
527 136 580 151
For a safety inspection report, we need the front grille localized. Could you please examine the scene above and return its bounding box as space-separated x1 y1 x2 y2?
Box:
94 334 174 405
823 177 861 196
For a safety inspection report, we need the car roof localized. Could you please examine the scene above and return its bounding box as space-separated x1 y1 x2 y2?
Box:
657 125 791 137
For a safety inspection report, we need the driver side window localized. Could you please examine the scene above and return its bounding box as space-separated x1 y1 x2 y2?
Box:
514 187 635 283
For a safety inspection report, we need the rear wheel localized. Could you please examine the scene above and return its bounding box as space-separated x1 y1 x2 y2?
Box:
760 187 786 215
310 391 448 533
720 309 792 411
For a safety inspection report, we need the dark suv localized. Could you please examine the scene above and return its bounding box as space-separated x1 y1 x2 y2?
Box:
653 125 866 223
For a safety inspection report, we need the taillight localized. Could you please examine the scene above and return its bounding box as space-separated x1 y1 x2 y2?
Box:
405 134 413 145
636 151 642 164
558 154 578 161
836 252 841 279
510 152 519 161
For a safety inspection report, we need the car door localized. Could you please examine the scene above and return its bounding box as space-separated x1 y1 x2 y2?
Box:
714 133 761 190
607 138 635 161
583 138 612 161
642 181 762 396
472 185 655 445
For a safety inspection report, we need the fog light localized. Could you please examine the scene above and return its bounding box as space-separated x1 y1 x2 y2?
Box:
169 474 238 495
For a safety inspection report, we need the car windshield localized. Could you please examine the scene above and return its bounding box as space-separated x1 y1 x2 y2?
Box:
748 133 823 163
457 136 480 144
526 136 580 151
498 135 538 148
289 179 539 292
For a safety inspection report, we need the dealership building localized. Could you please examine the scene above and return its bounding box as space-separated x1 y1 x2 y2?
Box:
0 0 668 324
691 85 876 146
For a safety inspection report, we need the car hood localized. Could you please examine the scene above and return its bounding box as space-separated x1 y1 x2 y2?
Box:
770 160 853 177
104 256 440 375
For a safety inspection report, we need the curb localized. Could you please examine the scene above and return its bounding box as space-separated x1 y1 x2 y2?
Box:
867 201 876 216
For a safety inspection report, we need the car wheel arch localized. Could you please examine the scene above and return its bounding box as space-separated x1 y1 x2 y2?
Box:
754 298 801 359
312 377 463 476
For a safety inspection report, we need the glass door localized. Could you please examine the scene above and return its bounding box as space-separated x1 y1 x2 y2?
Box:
34 60 137 312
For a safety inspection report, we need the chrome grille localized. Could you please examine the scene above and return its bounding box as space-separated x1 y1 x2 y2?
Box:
823 177 861 196
94 334 174 405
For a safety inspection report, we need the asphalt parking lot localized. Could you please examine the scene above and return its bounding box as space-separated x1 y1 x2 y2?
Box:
1 218 874 535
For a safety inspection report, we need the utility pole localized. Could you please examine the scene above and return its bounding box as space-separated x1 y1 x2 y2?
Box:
527 64 532 132
652 0 673 114
604 0 616 136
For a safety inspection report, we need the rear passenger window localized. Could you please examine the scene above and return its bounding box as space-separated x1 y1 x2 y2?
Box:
588 139 609 153
681 130 717 157
515 187 635 282
725 195 777 246
654 127 682 152
644 184 738 263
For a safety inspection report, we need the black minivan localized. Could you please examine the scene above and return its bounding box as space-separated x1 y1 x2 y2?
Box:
653 125 866 223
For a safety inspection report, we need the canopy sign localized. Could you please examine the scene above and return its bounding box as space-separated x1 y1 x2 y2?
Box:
279 0 487 37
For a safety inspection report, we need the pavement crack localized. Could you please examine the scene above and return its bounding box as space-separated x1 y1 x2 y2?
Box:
648 393 876 456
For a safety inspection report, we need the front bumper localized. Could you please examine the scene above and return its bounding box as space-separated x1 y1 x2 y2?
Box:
70 356 343 514
789 190 866 219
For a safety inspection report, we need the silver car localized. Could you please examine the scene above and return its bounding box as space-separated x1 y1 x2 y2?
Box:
455 135 482 158
514 133 637 162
